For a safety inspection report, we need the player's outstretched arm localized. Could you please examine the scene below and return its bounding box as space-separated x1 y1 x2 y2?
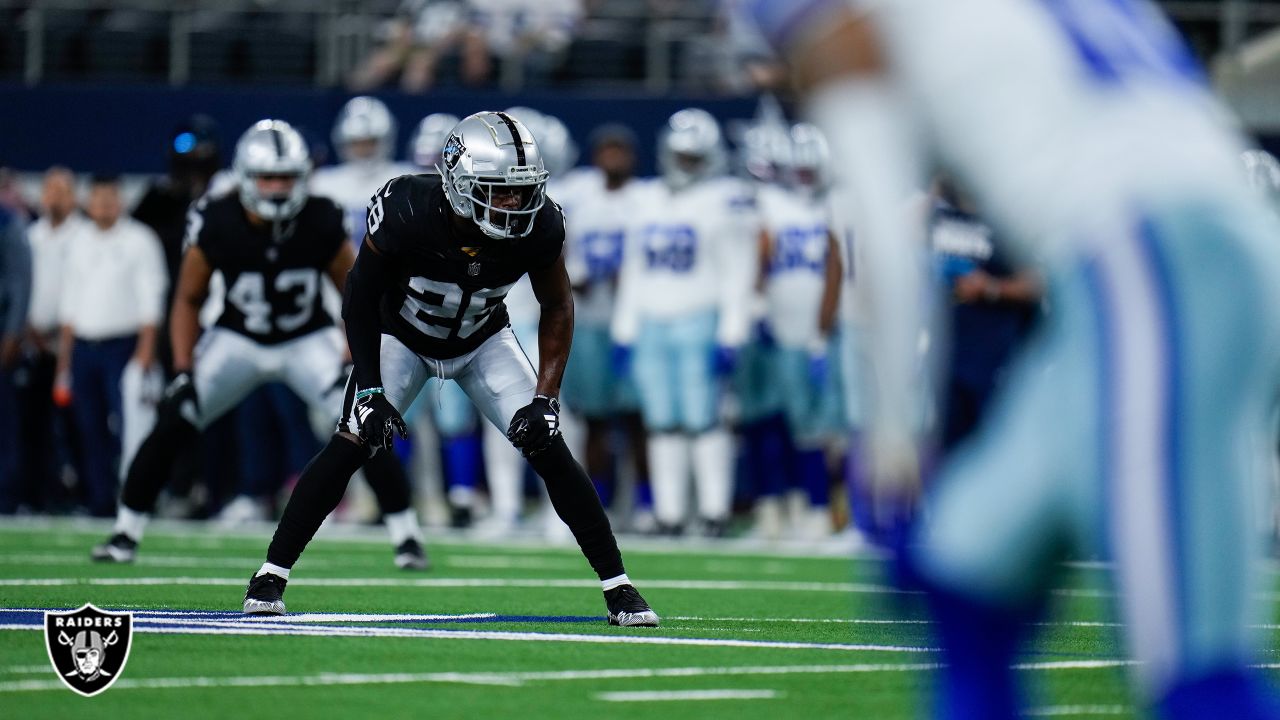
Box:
342 235 394 390
169 246 214 373
527 252 574 397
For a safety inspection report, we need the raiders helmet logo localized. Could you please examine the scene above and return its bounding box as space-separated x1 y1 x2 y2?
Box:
442 134 465 171
44 604 133 697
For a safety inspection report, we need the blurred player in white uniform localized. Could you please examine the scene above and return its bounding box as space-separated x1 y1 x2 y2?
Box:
756 122 843 539
747 0 1280 717
311 96 416 246
560 124 652 531
612 109 759 535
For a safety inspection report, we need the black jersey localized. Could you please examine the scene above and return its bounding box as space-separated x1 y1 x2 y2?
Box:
364 174 564 359
185 192 347 345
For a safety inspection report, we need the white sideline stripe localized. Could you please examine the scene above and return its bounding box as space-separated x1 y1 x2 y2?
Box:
1013 660 1134 670
0 576 904 594
1027 705 1129 716
597 689 781 702
0 622 936 653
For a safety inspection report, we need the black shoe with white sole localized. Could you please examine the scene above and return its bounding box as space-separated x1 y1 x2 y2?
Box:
90 533 137 563
393 538 430 570
243 572 288 615
604 584 660 627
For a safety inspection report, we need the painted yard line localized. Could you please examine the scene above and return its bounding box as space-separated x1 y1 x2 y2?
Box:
0 576 906 594
1026 706 1129 717
1013 660 1134 670
1 665 52 674
3 609 500 624
0 658 1149 695
0 552 580 572
0 621 938 653
0 518 886 561
596 689 781 702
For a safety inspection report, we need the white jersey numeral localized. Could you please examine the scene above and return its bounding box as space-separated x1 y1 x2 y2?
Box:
399 277 515 340
226 269 320 335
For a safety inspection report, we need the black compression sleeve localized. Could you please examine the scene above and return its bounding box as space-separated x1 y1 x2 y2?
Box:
343 240 393 389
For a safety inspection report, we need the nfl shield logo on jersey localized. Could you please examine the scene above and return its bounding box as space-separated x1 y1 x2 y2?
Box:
44 604 134 697
468 261 481 276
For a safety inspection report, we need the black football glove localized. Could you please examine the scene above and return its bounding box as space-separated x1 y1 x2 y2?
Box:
507 395 561 456
354 390 409 454
159 371 199 423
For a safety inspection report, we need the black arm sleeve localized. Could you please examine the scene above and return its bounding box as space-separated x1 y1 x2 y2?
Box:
342 237 394 389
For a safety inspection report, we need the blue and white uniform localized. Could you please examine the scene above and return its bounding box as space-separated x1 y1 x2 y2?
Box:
759 183 843 446
612 174 759 528
561 168 641 417
747 0 1280 713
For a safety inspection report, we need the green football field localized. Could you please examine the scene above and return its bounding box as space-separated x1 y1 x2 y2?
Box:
0 518 1250 719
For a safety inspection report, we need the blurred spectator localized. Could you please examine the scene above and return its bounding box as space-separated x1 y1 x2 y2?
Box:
349 0 582 91
19 167 86 512
348 0 473 92
56 176 167 516
465 0 582 86
0 200 32 514
0 168 34 222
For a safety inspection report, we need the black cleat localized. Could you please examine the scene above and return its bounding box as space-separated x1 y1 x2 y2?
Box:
243 572 288 615
604 584 660 627
90 533 137 563
393 538 430 570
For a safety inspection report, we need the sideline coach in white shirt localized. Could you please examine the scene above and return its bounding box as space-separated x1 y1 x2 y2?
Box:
56 175 167 516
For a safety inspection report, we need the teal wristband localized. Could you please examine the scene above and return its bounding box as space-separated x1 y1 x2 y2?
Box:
355 387 385 401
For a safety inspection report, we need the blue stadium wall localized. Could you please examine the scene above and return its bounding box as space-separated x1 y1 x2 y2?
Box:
0 83 760 176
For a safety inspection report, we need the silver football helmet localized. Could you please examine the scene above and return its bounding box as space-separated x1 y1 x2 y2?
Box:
437 111 550 240
738 121 791 185
333 96 396 164
233 119 312 222
659 108 726 190
788 122 830 193
410 113 461 171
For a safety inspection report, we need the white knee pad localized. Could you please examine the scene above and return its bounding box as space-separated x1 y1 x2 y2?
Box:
692 428 733 521
648 432 691 527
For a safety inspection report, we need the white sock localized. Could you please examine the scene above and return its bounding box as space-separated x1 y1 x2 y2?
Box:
483 421 524 522
692 428 733 521
601 573 632 592
384 508 424 546
114 506 149 542
647 433 691 527
255 562 290 580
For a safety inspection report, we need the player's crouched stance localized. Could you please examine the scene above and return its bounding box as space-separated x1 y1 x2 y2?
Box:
243 111 658 627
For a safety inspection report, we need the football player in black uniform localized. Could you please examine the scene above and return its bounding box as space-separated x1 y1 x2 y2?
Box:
243 111 659 627
91 120 428 570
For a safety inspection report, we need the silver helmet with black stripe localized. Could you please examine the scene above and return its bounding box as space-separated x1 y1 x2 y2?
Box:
437 111 550 240
233 119 312 221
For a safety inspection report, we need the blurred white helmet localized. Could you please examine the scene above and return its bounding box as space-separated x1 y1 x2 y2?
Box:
438 111 550 240
659 108 726 190
501 107 578 179
333 96 396 164
233 119 312 222
788 122 830 193
410 113 461 171
1243 149 1280 197
738 121 791 184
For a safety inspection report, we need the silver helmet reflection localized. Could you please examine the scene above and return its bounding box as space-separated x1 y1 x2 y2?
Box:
233 119 312 222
